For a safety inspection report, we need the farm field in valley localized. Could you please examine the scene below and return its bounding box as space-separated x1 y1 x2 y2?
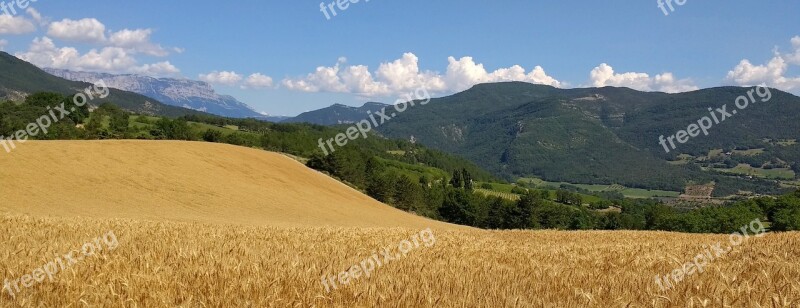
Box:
1 141 798 307
518 178 682 199
1 214 798 307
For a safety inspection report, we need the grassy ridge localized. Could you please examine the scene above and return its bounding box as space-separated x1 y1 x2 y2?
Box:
519 177 681 198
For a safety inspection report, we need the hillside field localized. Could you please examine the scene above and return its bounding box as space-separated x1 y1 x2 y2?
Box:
0 140 454 230
0 141 798 307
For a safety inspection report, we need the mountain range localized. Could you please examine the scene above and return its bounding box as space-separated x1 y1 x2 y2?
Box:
284 102 389 125
43 68 287 121
0 52 207 117
4 50 799 196
286 82 800 195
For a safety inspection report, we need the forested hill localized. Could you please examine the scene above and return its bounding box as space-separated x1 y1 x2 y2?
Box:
368 82 800 194
0 52 208 117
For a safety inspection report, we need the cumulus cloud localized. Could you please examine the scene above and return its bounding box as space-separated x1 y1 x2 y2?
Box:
243 73 274 89
445 56 561 92
15 37 180 77
374 53 444 93
282 57 351 93
26 8 48 27
0 14 36 34
47 18 107 43
282 53 562 97
785 36 800 65
109 29 169 57
11 12 182 77
589 63 698 93
44 17 175 58
131 61 181 76
199 71 243 86
726 36 800 92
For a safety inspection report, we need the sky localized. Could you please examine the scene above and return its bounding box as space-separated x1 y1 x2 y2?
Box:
0 0 799 116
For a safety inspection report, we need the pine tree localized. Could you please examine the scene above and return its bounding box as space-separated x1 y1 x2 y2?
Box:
393 175 422 211
462 168 474 190
367 174 395 203
450 170 463 188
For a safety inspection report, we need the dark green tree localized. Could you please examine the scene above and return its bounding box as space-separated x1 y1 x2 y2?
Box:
203 129 223 142
393 175 424 212
367 174 395 203
462 168 474 190
439 188 476 225
450 170 463 189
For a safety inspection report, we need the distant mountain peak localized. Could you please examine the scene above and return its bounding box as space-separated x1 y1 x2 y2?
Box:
0 52 206 117
362 101 389 108
44 68 266 119
285 101 388 125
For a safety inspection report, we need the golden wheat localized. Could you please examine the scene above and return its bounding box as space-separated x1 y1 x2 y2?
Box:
1 141 798 307
0 140 459 230
1 214 798 307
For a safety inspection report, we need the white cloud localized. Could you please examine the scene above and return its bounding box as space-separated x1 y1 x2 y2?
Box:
589 63 698 93
109 29 169 57
243 73 274 89
45 17 173 57
341 64 391 95
26 8 48 27
445 56 561 92
282 53 562 97
0 14 36 34
653 72 699 93
47 18 107 43
15 36 181 77
787 36 800 65
374 53 444 93
0 39 7 51
11 12 181 77
131 61 181 76
282 58 350 93
199 71 243 86
16 37 83 68
726 57 800 91
726 36 800 92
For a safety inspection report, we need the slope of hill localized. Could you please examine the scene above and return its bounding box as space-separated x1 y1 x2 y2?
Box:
285 102 389 125
0 140 459 229
371 82 799 193
0 52 205 117
43 68 270 119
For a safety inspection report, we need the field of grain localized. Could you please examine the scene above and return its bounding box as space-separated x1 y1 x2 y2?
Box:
474 188 521 201
0 140 455 230
1 141 799 307
1 214 799 307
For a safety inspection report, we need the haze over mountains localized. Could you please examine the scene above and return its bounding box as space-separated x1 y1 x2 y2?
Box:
284 102 389 125
3 51 799 196
288 82 800 195
44 68 288 121
0 52 207 117
0 52 290 121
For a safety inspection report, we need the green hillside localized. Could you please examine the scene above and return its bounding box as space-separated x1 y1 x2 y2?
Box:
375 82 798 196
0 52 206 117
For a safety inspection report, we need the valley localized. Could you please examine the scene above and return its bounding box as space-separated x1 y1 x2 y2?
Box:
1 141 798 307
2 18 800 306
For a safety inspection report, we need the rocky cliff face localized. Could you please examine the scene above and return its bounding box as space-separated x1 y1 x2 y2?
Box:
44 68 266 118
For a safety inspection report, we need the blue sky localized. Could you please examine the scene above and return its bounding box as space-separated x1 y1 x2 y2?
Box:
1 0 799 115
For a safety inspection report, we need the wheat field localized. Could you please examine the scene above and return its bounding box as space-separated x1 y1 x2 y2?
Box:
2 214 799 307
0 140 458 230
1 141 799 307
